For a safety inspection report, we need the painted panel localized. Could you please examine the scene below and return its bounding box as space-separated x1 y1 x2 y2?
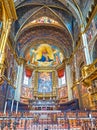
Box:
38 72 52 93
58 87 68 99
21 87 33 99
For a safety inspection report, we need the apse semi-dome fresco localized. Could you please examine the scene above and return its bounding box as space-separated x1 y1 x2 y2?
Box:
25 44 64 66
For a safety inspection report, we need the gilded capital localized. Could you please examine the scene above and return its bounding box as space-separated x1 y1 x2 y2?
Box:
17 57 26 65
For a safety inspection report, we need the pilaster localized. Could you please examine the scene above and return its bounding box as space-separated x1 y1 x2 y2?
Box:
66 63 73 101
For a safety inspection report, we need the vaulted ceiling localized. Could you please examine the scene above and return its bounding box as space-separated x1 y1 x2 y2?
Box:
11 0 95 59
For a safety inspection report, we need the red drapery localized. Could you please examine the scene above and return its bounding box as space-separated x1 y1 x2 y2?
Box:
58 68 64 78
25 68 33 78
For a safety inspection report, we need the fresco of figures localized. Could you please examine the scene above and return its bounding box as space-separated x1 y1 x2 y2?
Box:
25 44 64 67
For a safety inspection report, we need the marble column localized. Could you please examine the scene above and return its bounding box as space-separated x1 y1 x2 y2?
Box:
74 55 83 109
14 64 23 101
81 32 91 65
66 64 73 101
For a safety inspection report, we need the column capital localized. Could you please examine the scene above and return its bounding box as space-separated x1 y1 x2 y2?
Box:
17 57 26 65
79 24 85 31
65 58 70 65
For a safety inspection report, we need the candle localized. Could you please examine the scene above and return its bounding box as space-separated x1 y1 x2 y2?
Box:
4 101 7 114
11 99 14 112
16 101 19 114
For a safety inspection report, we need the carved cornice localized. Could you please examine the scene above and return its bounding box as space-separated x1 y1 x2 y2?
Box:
17 57 26 65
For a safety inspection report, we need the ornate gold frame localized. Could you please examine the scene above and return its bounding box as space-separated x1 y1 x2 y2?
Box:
34 69 57 98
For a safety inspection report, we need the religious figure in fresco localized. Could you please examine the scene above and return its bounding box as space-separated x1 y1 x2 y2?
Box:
31 16 59 25
26 49 37 65
25 44 63 66
38 72 52 93
37 49 53 62
36 44 54 61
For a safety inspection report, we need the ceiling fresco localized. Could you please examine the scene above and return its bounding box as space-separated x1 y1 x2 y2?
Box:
13 0 75 35
72 0 94 17
12 0 78 61
17 26 73 57
25 44 64 67
11 0 95 64
14 0 94 25
23 16 62 28
19 7 66 31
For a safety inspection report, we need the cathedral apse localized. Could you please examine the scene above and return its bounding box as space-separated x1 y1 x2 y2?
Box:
25 44 64 67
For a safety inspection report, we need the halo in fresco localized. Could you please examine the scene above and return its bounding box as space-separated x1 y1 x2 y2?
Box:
25 44 64 66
